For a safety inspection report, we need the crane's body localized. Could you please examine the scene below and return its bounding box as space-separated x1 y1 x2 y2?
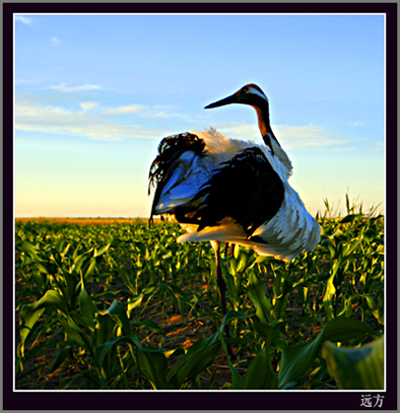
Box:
149 86 320 261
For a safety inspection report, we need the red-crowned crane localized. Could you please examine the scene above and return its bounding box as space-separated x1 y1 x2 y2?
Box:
148 84 321 353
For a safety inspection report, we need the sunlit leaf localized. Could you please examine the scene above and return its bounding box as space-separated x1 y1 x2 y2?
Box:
57 311 86 348
18 306 46 357
279 318 376 388
98 300 131 337
322 337 384 389
93 243 110 257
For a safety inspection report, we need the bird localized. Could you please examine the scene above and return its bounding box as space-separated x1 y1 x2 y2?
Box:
148 83 321 351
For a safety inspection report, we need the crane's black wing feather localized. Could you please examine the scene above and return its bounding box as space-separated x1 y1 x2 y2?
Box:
193 147 284 237
148 133 206 222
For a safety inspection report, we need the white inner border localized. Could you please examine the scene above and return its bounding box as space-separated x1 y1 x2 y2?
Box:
13 11 387 394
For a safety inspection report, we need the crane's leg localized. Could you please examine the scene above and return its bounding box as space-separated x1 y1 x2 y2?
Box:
210 241 233 359
223 241 234 257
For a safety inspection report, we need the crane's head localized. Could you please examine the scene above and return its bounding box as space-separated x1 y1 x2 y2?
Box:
204 83 269 110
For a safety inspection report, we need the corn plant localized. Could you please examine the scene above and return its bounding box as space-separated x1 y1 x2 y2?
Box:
15 200 384 390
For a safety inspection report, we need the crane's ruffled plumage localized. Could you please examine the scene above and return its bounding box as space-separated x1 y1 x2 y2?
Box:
149 127 320 261
149 84 320 261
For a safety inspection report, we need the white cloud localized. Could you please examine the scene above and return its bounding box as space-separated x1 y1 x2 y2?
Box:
212 122 353 149
103 105 144 116
79 101 99 112
273 124 352 148
149 111 166 120
51 36 61 46
15 96 353 150
369 141 384 153
50 83 102 93
15 98 168 141
15 16 34 25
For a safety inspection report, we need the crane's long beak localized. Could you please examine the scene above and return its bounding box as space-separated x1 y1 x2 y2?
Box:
204 93 237 109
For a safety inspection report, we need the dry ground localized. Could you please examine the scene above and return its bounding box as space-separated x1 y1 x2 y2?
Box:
15 217 162 225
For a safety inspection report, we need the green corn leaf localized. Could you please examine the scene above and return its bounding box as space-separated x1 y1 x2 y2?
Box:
95 336 128 372
62 271 79 305
31 271 46 293
279 333 323 389
18 306 46 357
217 310 249 390
166 348 187 383
17 240 39 257
127 294 144 317
339 214 363 224
322 337 384 389
247 271 272 324
19 289 73 356
322 269 337 320
273 292 290 321
236 247 256 273
222 309 248 325
131 320 166 337
217 328 244 390
321 317 377 343
98 300 131 337
60 243 71 259
142 285 158 295
50 250 63 267
95 335 173 389
84 257 97 278
165 283 191 304
48 341 74 374
93 243 110 257
34 261 50 274
24 289 69 315
173 332 221 388
57 311 86 348
79 286 97 329
279 318 376 388
361 294 382 324
134 344 172 389
220 261 235 296
250 317 285 350
94 312 118 347
242 346 278 389
118 268 137 295
72 253 90 274
286 316 325 325
72 243 82 260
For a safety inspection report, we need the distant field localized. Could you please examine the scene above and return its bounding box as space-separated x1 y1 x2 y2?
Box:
15 217 162 225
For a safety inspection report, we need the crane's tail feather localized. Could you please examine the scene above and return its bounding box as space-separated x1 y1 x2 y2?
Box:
177 218 297 262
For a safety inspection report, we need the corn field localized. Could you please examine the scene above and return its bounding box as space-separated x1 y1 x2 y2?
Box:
15 199 384 391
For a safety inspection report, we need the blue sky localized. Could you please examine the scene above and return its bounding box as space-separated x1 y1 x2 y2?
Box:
14 13 385 217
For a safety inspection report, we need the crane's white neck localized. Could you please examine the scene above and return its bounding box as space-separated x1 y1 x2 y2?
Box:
269 135 293 178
